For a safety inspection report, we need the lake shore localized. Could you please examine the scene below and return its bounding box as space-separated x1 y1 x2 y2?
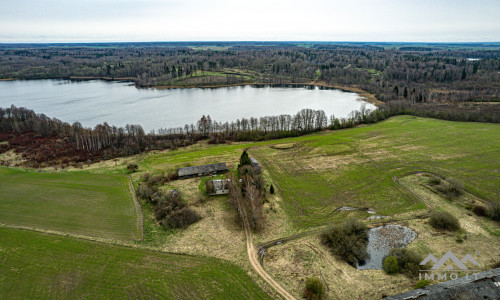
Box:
0 76 382 106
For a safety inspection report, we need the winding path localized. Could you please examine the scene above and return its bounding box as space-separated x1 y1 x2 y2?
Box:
241 209 296 300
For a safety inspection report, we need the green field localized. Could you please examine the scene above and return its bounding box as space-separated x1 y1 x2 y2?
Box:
130 116 499 230
0 168 141 241
0 227 270 299
250 116 500 229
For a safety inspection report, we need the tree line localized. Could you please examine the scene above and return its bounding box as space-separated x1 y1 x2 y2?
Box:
1 97 499 167
1 42 498 105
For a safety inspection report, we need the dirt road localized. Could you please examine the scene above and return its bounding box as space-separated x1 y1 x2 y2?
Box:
241 211 296 300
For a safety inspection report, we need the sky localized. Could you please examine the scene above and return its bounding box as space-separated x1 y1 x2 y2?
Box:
0 0 499 43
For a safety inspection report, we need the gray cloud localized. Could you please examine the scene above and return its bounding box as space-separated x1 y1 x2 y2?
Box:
1 0 499 42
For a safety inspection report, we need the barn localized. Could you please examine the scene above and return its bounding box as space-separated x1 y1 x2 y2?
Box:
177 163 228 179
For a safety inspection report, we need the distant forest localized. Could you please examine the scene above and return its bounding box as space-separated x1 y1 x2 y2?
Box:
0 42 499 167
0 42 499 103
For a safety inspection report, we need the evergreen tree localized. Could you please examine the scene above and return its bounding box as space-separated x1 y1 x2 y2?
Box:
270 184 275 194
403 87 408 98
461 68 467 80
238 150 252 168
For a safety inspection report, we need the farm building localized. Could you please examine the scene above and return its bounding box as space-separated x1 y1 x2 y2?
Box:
385 268 500 300
206 179 231 195
177 163 228 179
250 158 262 173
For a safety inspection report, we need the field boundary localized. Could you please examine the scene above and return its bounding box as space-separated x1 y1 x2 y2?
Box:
128 175 145 241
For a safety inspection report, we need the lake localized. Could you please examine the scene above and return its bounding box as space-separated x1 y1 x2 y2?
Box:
0 79 375 131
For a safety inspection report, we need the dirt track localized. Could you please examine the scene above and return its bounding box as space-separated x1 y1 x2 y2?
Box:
241 210 296 300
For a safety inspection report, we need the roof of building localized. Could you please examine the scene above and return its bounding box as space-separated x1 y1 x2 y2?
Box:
178 163 228 177
385 268 500 300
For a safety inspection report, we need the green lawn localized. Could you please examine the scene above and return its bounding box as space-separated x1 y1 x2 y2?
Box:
249 116 500 229
0 168 141 241
0 227 270 300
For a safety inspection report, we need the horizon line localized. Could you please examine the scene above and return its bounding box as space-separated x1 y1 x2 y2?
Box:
1 40 500 45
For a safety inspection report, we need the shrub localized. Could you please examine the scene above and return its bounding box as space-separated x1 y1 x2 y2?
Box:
383 256 399 274
303 277 324 300
415 279 431 289
436 180 463 199
141 172 151 182
388 248 423 276
455 229 467 243
322 218 369 266
136 185 154 201
487 202 500 221
429 210 460 231
126 163 139 173
472 204 487 216
162 208 201 229
427 176 441 186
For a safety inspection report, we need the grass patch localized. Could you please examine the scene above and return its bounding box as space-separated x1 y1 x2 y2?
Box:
0 227 270 299
0 167 141 241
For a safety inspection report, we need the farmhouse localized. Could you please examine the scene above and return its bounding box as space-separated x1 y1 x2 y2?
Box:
178 163 228 179
206 179 231 195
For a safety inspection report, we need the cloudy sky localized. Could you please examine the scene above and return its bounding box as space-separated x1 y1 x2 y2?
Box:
1 0 499 43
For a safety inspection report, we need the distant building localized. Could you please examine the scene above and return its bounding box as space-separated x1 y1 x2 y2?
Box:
385 268 500 300
250 158 262 173
206 179 231 195
177 163 228 179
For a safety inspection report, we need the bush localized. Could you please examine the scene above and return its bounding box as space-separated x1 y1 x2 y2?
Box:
455 229 467 243
429 210 460 231
303 277 324 300
136 185 154 201
427 176 441 186
388 248 423 276
435 180 463 199
383 256 399 274
126 163 139 173
472 204 487 216
415 279 431 289
487 202 500 221
322 218 369 266
162 208 201 229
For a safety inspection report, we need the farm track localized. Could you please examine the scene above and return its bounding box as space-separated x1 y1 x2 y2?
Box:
392 171 495 208
128 175 145 241
241 207 296 300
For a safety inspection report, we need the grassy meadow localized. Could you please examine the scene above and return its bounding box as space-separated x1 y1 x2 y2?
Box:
115 115 499 230
0 227 270 300
250 116 500 229
0 168 141 241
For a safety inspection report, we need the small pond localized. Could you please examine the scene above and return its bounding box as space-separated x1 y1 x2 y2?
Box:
357 224 417 270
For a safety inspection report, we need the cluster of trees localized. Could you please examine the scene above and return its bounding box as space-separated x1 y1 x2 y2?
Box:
227 151 267 231
2 98 498 167
382 248 423 276
321 218 369 266
136 173 200 229
1 42 498 104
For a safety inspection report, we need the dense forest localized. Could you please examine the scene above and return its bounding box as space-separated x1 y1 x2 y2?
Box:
0 42 499 167
0 42 499 103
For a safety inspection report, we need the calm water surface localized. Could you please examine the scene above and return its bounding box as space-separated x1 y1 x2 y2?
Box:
0 80 375 131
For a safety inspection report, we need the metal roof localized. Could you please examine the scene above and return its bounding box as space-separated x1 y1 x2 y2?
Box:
177 162 228 177
385 268 500 300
